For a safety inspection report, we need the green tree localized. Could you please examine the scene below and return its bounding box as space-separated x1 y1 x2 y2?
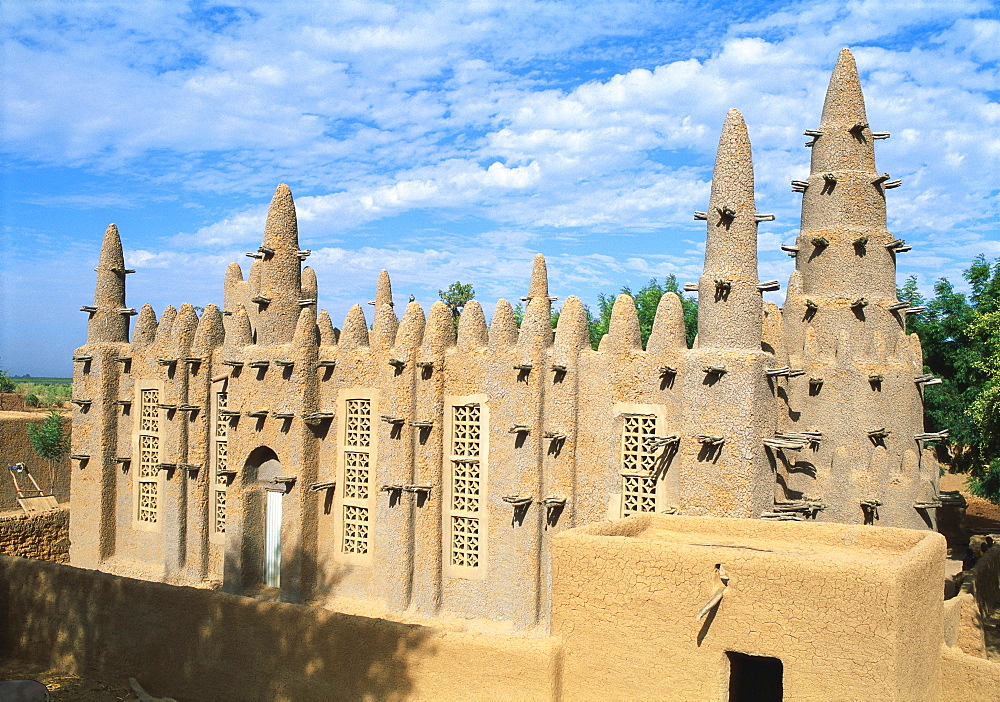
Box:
900 256 1000 503
0 366 15 393
26 410 69 493
439 281 475 328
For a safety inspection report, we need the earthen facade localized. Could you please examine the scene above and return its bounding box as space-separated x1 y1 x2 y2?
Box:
71 50 945 632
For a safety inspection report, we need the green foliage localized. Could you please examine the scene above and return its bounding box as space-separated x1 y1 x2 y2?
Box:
14 381 72 408
900 256 1000 503
26 411 69 462
439 281 476 325
587 277 698 350
0 367 15 393
24 394 39 407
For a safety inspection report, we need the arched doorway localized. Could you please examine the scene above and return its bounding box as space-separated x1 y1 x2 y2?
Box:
224 446 284 594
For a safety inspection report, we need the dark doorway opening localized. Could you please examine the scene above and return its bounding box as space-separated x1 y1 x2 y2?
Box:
727 651 782 702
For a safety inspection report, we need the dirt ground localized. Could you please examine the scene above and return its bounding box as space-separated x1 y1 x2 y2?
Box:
0 660 134 701
940 472 1000 534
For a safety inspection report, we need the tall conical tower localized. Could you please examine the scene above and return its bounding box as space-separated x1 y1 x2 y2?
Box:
780 49 937 529
256 184 303 345
87 224 131 343
697 109 763 349
678 108 776 519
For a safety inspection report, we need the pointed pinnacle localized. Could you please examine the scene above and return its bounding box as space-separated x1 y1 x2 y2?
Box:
317 310 338 346
708 109 755 220
457 300 488 350
301 266 318 302
820 49 869 129
527 254 549 300
261 183 299 254
375 270 393 309
98 224 125 269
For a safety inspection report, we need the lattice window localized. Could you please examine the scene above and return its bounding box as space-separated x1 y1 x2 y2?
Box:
341 397 372 555
140 389 159 433
450 515 479 567
139 481 158 523
451 461 480 511
622 475 657 515
343 505 369 554
449 404 482 568
621 413 658 516
622 414 657 472
452 405 481 457
212 389 229 535
344 452 369 500
215 490 227 533
346 399 371 447
136 389 160 524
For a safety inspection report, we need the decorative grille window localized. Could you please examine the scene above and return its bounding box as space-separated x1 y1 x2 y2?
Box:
213 389 228 535
137 389 160 524
621 414 658 516
449 404 482 568
342 399 371 554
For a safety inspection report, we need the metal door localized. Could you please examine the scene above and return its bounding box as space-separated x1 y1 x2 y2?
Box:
264 490 282 588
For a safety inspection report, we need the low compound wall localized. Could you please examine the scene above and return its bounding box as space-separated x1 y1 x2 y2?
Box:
0 507 69 563
0 556 560 702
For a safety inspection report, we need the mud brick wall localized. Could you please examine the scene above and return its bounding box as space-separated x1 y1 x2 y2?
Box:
0 555 559 702
0 507 69 563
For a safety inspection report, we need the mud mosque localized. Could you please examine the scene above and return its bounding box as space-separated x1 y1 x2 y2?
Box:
59 50 999 699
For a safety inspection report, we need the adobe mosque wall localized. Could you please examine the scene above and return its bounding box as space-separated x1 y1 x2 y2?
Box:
70 49 945 629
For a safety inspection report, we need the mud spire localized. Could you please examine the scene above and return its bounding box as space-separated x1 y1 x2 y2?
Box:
375 270 393 309
223 262 244 314
553 296 590 354
293 305 319 349
170 303 199 353
225 305 253 355
599 294 641 351
519 254 553 350
646 292 687 354
257 184 303 345
340 305 370 349
489 299 519 347
87 224 130 343
153 305 177 348
423 301 456 350
697 108 763 349
527 253 549 300
300 266 318 303
457 300 488 351
132 304 158 348
395 301 426 350
796 48 894 301
811 48 874 174
317 310 338 347
192 304 224 355
371 303 399 349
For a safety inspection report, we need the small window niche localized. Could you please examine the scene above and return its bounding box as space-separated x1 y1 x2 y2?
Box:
727 651 783 702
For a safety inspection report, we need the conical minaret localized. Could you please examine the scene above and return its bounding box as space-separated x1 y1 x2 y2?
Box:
87 224 130 343
780 50 934 530
696 109 763 349
796 48 895 301
256 184 303 345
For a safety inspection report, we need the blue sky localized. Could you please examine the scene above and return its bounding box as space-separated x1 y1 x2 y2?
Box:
2 0 998 377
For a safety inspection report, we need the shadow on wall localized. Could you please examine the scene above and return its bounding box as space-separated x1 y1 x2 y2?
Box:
0 555 431 702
